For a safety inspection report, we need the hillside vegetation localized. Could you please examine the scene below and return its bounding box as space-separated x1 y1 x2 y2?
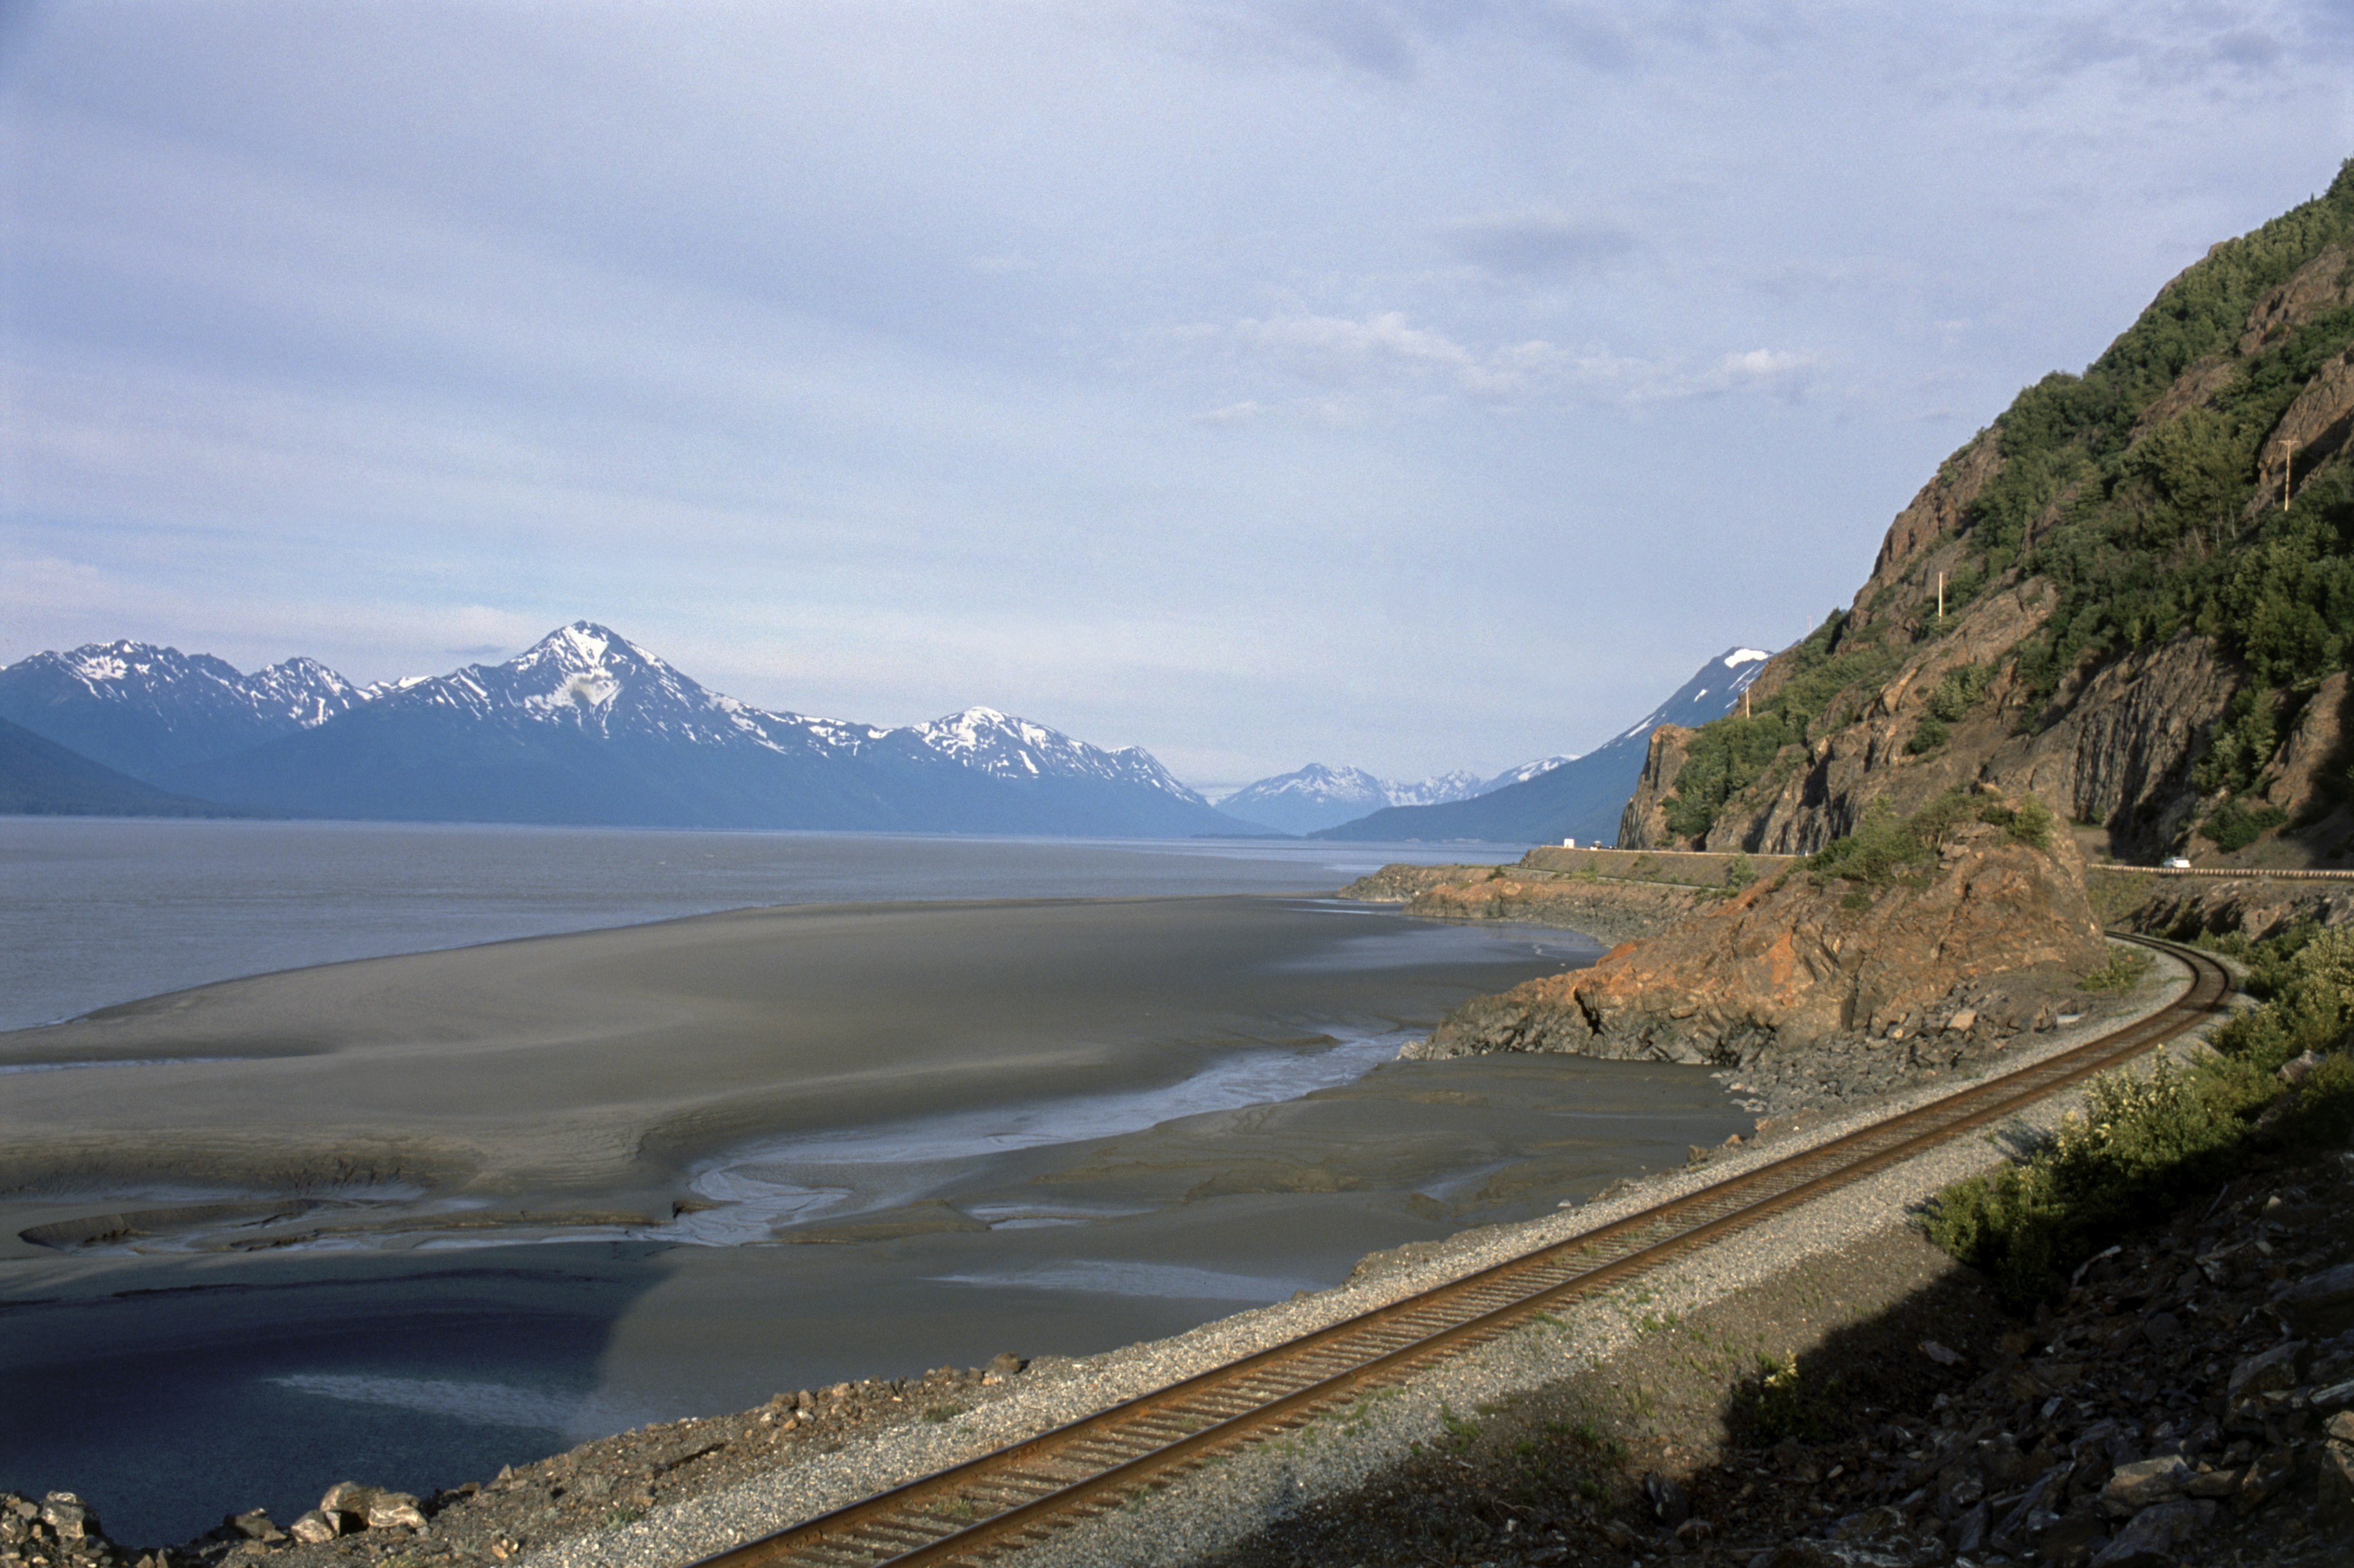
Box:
1626 160 2354 866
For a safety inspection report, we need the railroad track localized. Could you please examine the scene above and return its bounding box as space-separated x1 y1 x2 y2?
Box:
691 934 2232 1568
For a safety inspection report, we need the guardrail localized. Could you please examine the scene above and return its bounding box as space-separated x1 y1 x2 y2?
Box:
2113 866 2354 881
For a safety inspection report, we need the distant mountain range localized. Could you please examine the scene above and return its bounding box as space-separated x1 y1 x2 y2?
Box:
1214 757 1572 835
1312 648 1770 844
0 623 1257 837
0 625 1767 843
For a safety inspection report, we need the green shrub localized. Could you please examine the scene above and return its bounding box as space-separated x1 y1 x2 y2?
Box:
1923 1059 2245 1309
1905 717 1949 755
2194 921 2317 1000
1926 922 2354 1307
2201 797 2287 852
1808 799 1935 888
1925 663 1995 723
1723 854 1758 891
2211 924 2354 1071
1807 788 2057 890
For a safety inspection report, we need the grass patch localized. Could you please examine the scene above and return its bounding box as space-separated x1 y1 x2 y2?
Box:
1438 1404 1481 1453
923 1403 966 1423
1924 924 2354 1308
1733 1351 1844 1445
2078 948 2152 992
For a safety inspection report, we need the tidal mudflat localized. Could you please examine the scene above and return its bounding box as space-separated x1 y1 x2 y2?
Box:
0 893 1745 1543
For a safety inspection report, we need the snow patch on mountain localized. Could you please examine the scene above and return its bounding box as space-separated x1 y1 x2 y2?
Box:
905 707 1205 799
1610 645 1770 744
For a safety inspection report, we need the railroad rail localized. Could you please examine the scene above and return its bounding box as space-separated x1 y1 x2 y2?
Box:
690 934 2233 1568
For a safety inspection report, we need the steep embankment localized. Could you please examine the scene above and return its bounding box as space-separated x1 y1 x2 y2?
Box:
1621 161 2354 869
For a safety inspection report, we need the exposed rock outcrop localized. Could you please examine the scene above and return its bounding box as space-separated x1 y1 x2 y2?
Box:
1423 804 2109 1081
2098 868 2354 943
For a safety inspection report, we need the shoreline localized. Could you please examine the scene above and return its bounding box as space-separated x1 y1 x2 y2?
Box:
4 889 1694 1547
21 948 2193 1568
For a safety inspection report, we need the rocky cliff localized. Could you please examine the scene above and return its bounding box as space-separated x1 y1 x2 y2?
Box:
1621 166 2354 868
1420 793 2117 1109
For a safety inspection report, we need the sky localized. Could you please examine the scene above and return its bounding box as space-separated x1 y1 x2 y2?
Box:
3 4 2351 793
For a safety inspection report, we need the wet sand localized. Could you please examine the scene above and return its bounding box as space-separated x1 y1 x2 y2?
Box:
0 896 1562 1215
0 894 1745 1542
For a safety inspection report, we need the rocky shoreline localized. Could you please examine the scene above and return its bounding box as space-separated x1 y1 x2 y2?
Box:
1411 957 2143 1125
2 1357 1039 1568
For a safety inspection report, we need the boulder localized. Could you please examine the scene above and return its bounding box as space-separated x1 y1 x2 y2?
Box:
2318 1437 2354 1521
2101 1455 2190 1515
2223 1341 2307 1420
37 1494 91 1542
286 1510 341 1545
2274 1263 2354 1336
2089 1498 2215 1567
1643 1470 1691 1527
318 1481 426 1531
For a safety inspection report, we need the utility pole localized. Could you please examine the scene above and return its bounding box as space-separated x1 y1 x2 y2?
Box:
1744 687 1751 720
1937 570 1945 620
2280 438 2296 509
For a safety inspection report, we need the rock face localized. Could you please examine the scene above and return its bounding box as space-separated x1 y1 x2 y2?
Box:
2099 868 2354 943
1424 807 2109 1070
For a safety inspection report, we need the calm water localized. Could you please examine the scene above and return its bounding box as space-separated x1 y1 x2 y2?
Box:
0 818 1522 1030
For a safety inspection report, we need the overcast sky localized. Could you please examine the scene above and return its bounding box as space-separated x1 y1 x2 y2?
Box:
3 3 2349 790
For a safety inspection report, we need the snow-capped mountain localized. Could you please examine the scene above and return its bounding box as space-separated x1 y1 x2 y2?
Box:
1217 764 1391 834
905 707 1199 798
1384 769 1487 809
0 640 367 784
1314 647 1770 845
1216 755 1580 835
1478 755 1574 793
2 622 1250 837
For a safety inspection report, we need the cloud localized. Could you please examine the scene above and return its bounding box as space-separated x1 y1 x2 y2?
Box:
1560 344 1821 405
1219 310 1817 409
1227 311 1560 402
1192 398 1266 425
1448 211 1639 276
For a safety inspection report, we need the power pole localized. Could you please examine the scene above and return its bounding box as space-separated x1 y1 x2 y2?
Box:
2280 438 2296 509
1937 570 1945 620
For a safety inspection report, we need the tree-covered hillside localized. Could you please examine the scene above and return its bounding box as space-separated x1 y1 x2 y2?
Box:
1636 159 2354 863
